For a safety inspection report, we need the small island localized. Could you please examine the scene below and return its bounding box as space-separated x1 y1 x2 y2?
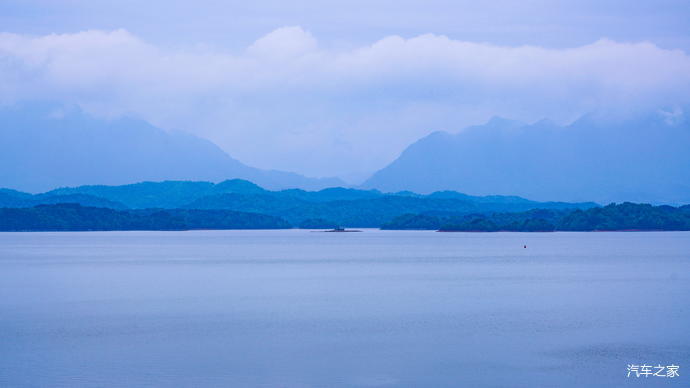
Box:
323 226 362 232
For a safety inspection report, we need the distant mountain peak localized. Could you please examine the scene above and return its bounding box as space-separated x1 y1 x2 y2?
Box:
0 101 344 192
485 116 524 129
363 114 690 204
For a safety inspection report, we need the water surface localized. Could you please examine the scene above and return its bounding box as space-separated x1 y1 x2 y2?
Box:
1 230 688 387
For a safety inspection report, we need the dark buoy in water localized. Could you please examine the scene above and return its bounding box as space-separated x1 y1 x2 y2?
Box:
523 245 527 248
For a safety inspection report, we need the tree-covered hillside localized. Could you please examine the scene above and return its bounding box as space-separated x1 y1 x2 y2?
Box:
1 179 597 227
382 203 690 231
1 202 688 232
0 203 290 231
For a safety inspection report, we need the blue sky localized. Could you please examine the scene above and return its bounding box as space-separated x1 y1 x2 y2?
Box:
1 0 689 181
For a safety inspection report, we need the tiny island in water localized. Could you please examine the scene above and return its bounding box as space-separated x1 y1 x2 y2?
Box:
1 179 688 232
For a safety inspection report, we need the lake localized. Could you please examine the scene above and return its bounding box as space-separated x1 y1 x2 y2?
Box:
0 230 688 387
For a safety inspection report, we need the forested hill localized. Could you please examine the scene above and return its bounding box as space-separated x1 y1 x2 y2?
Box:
382 203 690 231
1 179 596 228
0 204 290 231
1 202 688 232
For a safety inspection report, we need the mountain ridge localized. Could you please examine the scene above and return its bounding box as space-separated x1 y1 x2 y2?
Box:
362 113 690 204
0 102 344 193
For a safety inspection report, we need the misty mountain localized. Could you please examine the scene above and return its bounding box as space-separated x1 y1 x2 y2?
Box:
362 114 690 204
0 103 344 193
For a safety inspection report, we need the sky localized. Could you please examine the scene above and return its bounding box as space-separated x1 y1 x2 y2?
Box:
1 0 690 181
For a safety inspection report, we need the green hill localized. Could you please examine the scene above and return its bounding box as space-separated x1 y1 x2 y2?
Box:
382 203 690 231
0 203 290 231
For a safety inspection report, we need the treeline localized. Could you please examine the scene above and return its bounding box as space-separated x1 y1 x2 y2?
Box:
1 179 596 228
2 201 689 232
0 203 290 231
382 203 690 231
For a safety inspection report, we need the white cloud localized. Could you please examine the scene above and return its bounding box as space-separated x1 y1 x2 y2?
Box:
247 26 317 59
0 28 689 177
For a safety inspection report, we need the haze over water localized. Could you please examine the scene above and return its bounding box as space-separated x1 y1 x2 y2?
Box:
1 230 688 387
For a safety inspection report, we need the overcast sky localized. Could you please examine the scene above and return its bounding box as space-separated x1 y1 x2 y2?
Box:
1 0 689 181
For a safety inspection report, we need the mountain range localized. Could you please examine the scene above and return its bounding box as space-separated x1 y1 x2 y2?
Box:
0 103 343 193
2 102 688 205
363 114 690 204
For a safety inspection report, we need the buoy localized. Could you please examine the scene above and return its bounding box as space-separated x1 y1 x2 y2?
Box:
523 245 527 248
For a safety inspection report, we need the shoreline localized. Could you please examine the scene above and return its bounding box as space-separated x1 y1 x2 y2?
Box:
437 229 676 232
0 228 687 233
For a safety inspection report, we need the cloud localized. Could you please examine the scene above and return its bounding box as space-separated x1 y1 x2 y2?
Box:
0 27 689 178
247 26 317 59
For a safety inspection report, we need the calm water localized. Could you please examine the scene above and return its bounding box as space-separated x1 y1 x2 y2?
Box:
0 230 688 387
